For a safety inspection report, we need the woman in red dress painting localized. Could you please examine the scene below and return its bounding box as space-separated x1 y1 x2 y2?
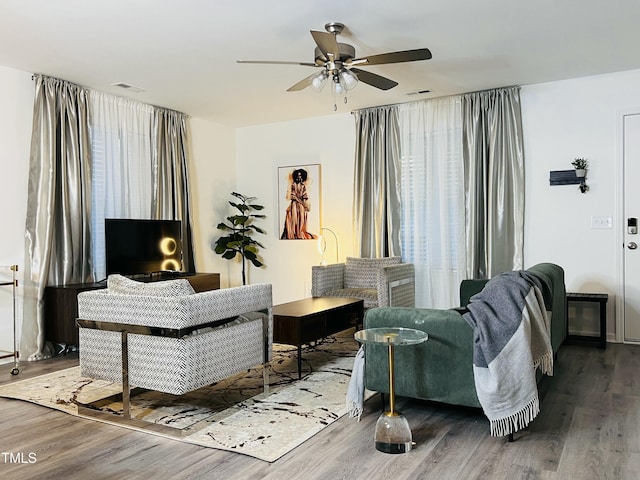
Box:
281 168 317 239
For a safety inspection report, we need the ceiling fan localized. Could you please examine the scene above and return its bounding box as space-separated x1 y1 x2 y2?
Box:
237 22 432 107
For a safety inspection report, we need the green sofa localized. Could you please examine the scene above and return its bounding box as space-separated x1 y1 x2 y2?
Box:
363 263 567 409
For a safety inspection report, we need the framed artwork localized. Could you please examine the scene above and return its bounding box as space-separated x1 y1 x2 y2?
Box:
278 164 321 240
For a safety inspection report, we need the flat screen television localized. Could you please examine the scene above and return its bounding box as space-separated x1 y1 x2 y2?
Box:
105 218 183 276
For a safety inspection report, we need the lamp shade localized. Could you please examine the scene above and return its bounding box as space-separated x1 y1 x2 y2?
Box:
317 227 339 265
332 74 345 95
339 69 358 90
310 70 328 92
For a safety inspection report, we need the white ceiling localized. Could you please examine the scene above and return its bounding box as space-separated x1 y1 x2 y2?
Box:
1 0 640 128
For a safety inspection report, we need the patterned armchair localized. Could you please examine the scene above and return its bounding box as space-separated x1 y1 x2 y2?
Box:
77 276 273 397
311 256 415 309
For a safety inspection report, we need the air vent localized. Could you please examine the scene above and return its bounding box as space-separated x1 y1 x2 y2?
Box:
110 82 146 93
407 89 432 96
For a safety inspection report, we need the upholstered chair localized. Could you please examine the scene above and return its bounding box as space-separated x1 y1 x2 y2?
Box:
77 276 273 396
311 256 415 309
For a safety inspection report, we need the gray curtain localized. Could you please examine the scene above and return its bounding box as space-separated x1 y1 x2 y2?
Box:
23 77 197 361
153 108 196 272
462 86 524 279
23 75 93 360
353 105 402 258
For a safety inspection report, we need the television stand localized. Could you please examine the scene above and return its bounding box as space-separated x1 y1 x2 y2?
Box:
153 271 196 279
44 273 220 347
129 271 195 281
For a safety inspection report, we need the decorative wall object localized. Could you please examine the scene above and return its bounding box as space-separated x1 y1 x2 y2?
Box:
549 170 582 185
278 164 321 240
549 158 589 193
572 158 589 192
571 157 588 177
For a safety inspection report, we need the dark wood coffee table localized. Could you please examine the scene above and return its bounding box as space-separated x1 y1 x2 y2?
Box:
272 297 364 378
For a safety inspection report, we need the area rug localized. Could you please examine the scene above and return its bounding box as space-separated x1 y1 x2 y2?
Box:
0 332 371 463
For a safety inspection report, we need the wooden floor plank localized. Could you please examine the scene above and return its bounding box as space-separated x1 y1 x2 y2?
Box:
2 344 640 479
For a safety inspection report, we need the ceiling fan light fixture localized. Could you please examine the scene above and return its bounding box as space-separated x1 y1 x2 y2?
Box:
310 70 328 92
239 22 432 102
332 74 345 95
339 69 358 90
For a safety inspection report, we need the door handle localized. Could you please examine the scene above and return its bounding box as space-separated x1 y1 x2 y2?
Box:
629 242 638 250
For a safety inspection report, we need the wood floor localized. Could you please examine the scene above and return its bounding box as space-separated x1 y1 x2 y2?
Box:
1 342 639 480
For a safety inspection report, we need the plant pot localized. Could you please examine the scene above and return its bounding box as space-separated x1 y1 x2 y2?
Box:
575 169 586 178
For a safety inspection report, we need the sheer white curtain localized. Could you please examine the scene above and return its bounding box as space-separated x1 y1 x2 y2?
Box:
398 97 466 308
89 92 154 280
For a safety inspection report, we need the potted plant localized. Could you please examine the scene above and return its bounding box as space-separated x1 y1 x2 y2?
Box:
572 158 588 178
214 192 266 285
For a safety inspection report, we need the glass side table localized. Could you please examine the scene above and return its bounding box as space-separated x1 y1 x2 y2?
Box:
355 327 428 454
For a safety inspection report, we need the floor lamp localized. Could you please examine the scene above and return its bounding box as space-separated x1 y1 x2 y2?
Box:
318 227 339 265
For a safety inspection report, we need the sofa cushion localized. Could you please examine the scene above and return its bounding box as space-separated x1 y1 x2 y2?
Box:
107 274 195 297
324 287 378 309
344 256 402 289
460 279 489 307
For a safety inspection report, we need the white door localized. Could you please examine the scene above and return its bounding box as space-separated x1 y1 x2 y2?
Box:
623 112 640 342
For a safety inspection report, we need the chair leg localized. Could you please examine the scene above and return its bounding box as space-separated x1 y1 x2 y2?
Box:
262 313 270 394
121 331 131 420
263 362 270 394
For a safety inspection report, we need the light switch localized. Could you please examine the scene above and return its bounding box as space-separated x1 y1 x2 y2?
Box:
591 216 612 229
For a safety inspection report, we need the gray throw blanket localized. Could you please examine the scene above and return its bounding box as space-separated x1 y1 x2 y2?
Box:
346 345 365 421
463 270 553 436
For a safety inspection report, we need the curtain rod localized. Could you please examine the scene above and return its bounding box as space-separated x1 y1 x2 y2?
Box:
350 85 521 114
31 73 190 118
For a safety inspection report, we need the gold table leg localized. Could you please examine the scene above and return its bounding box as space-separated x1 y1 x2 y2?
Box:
386 343 399 417
375 338 412 453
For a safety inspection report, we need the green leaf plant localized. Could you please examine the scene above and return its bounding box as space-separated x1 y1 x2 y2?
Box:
571 158 588 170
214 192 266 285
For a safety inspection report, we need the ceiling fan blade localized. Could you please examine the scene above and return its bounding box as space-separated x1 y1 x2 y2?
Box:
286 72 319 92
237 60 317 67
350 68 398 90
310 30 339 60
352 48 432 66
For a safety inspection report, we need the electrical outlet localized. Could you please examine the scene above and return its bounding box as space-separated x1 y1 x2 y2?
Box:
591 216 612 229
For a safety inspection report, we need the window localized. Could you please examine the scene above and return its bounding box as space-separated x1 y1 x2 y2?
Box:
398 98 466 308
89 92 154 280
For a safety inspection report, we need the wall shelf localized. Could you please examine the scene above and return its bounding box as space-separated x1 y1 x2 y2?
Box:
549 169 583 185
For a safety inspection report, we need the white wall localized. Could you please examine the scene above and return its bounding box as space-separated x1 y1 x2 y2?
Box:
0 65 33 354
200 70 640 327
5 59 640 348
188 116 238 287
521 69 640 341
233 113 356 305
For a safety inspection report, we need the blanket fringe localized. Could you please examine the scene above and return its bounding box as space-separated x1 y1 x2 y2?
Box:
347 401 363 422
533 351 554 376
489 396 540 437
